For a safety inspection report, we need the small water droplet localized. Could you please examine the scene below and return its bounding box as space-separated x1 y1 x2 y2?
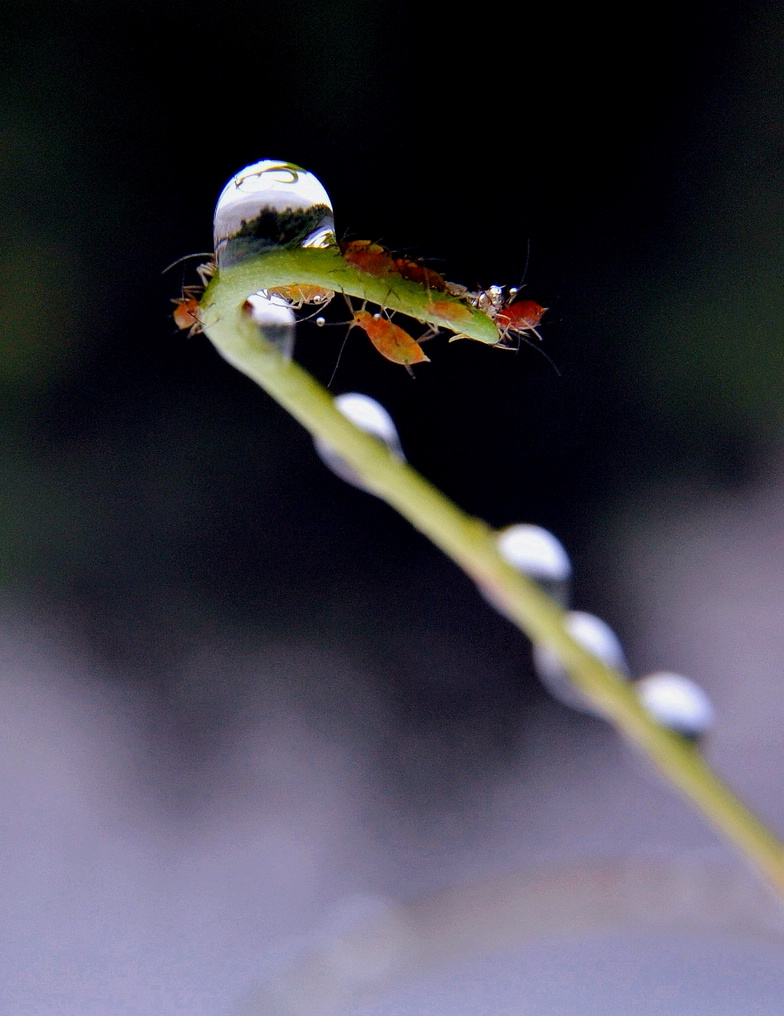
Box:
313 393 405 494
478 524 572 617
532 611 629 714
498 524 572 606
635 672 715 739
214 160 335 269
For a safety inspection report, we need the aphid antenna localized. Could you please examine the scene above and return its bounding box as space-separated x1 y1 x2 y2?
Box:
416 325 441 344
403 248 446 263
336 293 402 324
177 282 204 299
308 293 361 327
341 291 361 318
390 244 444 263
503 238 538 304
310 293 360 388
332 294 401 327
517 237 532 292
497 330 561 376
161 252 214 276
326 323 357 389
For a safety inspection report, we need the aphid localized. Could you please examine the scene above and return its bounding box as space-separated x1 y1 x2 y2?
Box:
165 253 215 337
265 283 335 311
424 299 475 328
351 309 430 375
494 298 547 345
338 239 397 276
172 285 204 337
341 242 451 293
392 257 448 292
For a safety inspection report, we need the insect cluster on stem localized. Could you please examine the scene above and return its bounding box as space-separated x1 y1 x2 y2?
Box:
170 160 548 373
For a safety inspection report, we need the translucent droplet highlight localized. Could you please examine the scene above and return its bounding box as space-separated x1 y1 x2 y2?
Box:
635 671 715 739
214 160 335 269
241 292 296 358
497 524 572 606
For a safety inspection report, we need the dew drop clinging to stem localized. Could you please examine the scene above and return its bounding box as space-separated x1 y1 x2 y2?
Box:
532 611 630 714
634 672 715 740
313 393 405 494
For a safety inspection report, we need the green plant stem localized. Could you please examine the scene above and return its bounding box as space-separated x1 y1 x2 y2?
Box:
203 247 500 343
203 266 784 902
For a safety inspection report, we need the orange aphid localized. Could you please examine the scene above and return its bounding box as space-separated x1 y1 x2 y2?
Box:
339 239 398 276
266 283 335 309
425 299 474 324
352 309 430 374
172 288 203 336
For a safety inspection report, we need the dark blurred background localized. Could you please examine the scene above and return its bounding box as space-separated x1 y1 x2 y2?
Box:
4 2 784 1012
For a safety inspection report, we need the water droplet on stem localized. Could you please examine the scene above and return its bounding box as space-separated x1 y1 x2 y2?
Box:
532 611 629 714
214 160 335 268
313 393 405 494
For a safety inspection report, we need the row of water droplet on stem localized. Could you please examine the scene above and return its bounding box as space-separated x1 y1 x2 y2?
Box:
314 393 715 741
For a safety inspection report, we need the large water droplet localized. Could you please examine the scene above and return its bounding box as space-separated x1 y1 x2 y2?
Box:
214 160 335 269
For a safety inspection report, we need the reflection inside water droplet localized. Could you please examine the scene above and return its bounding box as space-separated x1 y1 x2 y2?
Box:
241 291 296 359
214 160 336 268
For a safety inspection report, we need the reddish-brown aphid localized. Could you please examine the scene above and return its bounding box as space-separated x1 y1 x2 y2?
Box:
393 258 448 292
340 242 453 304
352 309 430 374
494 299 547 344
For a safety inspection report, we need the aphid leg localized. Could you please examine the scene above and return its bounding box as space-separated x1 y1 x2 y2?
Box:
416 325 440 344
196 259 217 289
